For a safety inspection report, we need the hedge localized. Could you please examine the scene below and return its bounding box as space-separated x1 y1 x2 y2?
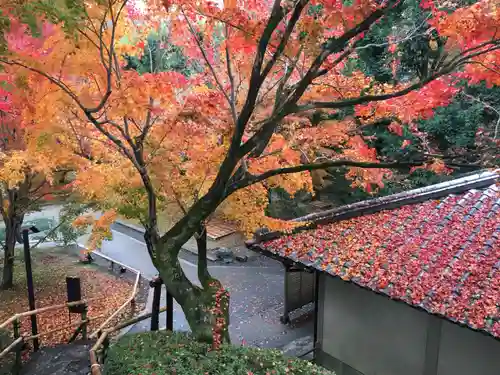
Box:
103 331 335 375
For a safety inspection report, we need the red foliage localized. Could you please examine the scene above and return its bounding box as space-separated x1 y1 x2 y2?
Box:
356 79 459 123
4 17 55 58
209 280 229 351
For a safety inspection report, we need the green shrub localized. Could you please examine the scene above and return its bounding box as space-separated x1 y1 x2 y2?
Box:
104 331 334 375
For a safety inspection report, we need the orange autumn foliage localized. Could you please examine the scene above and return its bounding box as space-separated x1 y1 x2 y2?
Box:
0 0 498 339
0 0 498 241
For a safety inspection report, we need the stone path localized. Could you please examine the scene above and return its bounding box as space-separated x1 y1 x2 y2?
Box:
19 341 95 375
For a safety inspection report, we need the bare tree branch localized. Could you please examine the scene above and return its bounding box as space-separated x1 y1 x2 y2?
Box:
224 25 238 124
260 0 309 80
137 97 156 145
30 220 66 250
462 92 500 139
239 0 402 159
292 39 500 114
355 15 431 52
0 58 86 112
227 158 481 193
229 0 286 145
292 71 445 113
181 7 232 107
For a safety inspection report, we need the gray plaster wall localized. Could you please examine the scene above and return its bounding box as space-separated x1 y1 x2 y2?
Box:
316 274 500 375
318 274 428 375
437 321 500 375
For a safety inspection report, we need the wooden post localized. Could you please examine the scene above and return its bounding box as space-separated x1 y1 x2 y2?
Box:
12 318 21 374
149 277 162 331
102 335 110 364
81 304 88 340
130 296 136 317
166 290 173 331
23 229 39 351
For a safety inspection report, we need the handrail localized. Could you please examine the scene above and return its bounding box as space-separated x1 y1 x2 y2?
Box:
0 311 110 361
0 299 97 330
0 250 143 372
24 313 107 341
89 269 141 339
89 306 169 375
87 250 142 339
0 337 23 359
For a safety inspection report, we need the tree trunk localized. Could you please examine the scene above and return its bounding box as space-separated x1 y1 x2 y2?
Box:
156 260 230 344
1 181 28 290
181 283 230 346
141 166 235 345
152 224 230 346
195 224 210 288
1 242 15 290
194 223 230 346
1 218 21 290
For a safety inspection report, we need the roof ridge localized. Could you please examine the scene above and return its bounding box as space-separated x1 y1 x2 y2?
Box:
248 169 499 244
293 169 499 224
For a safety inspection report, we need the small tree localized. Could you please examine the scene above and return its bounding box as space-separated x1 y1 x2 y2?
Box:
1 0 498 340
0 72 72 289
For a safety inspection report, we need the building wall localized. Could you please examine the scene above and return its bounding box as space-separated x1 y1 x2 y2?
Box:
437 320 500 375
317 274 428 375
316 274 500 375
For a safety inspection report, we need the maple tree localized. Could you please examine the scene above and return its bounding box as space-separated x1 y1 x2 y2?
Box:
313 80 500 208
0 70 73 289
308 0 500 206
0 0 499 341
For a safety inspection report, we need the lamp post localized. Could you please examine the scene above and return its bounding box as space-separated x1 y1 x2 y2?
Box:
20 226 40 351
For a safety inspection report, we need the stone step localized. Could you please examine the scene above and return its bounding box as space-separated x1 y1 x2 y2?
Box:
20 340 95 375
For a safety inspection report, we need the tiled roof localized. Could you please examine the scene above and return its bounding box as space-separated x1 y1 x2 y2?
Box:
258 175 500 339
206 218 238 240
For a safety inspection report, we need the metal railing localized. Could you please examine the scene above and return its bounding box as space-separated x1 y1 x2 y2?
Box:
0 251 142 374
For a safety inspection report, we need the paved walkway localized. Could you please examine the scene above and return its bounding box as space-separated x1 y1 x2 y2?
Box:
2 205 63 246
127 270 313 349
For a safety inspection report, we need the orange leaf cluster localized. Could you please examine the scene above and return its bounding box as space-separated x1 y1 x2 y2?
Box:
428 0 500 87
1 0 498 235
